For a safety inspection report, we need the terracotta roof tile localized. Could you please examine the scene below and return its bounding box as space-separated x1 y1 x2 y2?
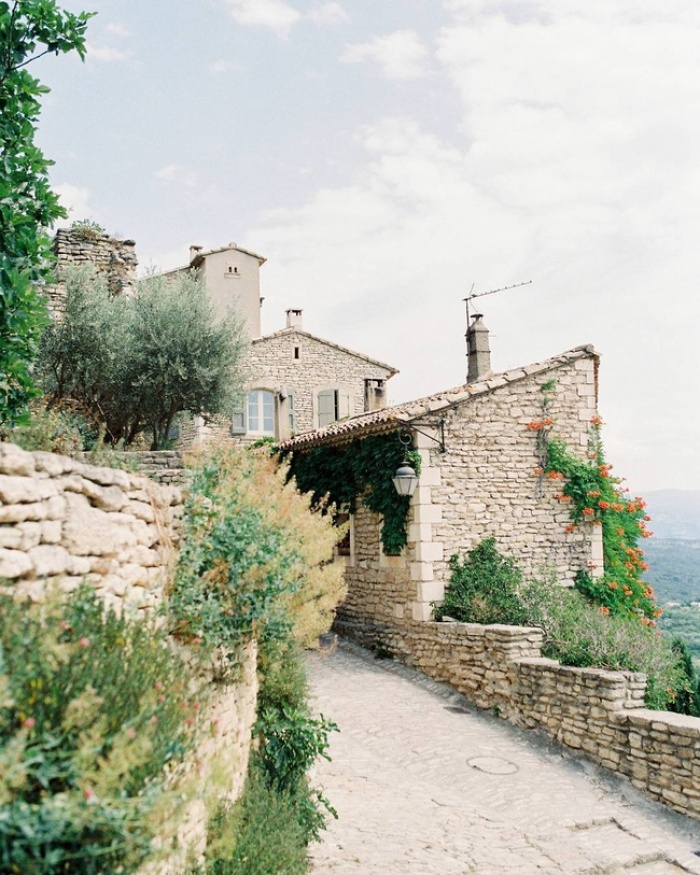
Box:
279 344 597 451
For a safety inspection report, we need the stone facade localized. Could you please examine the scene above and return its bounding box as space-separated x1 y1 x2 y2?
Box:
247 324 397 439
44 227 138 312
337 617 700 823
286 346 602 632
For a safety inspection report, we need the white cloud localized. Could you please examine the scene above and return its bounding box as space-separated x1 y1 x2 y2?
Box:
86 43 132 62
224 0 300 35
106 22 130 37
154 164 199 188
308 2 347 25
340 30 428 80
248 4 700 489
209 59 232 74
52 183 100 229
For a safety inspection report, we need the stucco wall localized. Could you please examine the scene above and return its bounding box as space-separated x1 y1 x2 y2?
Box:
248 330 393 435
344 618 700 823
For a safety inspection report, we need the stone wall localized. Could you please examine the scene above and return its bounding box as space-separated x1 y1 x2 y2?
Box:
249 330 393 434
339 353 602 631
337 616 700 822
44 227 138 313
0 441 257 867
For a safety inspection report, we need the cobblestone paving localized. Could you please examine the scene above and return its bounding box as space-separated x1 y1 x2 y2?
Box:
307 641 700 874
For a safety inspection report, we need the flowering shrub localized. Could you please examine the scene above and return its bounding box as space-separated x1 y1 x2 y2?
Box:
530 389 658 622
169 446 345 651
0 586 198 874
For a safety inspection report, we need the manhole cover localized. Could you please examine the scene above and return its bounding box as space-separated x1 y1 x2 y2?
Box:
467 756 518 775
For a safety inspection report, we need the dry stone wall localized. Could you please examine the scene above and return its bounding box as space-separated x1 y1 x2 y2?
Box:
0 441 258 867
0 441 181 613
249 330 393 434
337 616 700 822
339 355 601 634
44 227 138 313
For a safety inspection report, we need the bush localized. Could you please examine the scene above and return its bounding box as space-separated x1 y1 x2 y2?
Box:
0 586 199 874
194 763 309 875
436 539 686 711
519 575 685 710
435 537 526 625
169 446 345 651
38 266 247 449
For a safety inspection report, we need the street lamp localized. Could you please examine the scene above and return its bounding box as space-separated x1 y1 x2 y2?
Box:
392 460 419 497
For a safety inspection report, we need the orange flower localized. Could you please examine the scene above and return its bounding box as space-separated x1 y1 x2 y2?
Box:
608 581 618 589
598 500 610 510
599 606 610 616
590 415 604 426
588 490 601 498
547 471 563 480
582 507 595 516
526 421 544 431
533 467 544 475
565 525 575 533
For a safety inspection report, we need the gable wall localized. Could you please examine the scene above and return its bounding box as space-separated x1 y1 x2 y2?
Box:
248 331 393 435
336 354 601 642
199 249 262 339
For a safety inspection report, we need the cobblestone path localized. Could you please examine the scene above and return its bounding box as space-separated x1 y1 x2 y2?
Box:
307 641 700 874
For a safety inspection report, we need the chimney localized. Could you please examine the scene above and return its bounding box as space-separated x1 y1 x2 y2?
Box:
286 308 303 329
189 245 203 263
466 313 492 383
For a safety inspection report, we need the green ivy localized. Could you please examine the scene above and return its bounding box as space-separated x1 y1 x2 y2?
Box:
283 432 421 555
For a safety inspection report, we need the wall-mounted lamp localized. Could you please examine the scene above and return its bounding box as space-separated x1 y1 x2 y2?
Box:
392 461 419 497
392 431 419 497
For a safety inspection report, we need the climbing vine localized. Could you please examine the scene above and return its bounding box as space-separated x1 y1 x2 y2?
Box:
282 432 421 555
527 382 658 623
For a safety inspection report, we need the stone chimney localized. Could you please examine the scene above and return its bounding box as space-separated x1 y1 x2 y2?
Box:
466 314 492 383
286 308 303 329
189 245 203 263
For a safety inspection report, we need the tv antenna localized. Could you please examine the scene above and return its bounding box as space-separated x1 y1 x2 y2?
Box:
463 279 532 326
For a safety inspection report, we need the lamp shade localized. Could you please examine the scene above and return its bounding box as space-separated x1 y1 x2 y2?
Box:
392 462 419 497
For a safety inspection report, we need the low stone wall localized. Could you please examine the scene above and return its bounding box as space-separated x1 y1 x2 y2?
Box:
336 615 700 822
111 450 188 487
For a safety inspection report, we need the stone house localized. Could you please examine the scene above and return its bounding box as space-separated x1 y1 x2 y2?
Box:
156 241 398 444
281 319 603 642
46 233 398 444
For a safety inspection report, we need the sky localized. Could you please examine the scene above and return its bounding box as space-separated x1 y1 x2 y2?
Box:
33 0 700 493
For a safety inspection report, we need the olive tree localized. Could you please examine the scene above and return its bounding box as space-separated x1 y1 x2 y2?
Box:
39 267 248 449
0 0 92 425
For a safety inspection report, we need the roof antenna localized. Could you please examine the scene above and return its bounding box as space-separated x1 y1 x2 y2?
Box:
463 280 532 379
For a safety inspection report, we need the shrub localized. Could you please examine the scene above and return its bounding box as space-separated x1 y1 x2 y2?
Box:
519 574 685 710
169 446 345 651
38 266 247 449
435 537 526 625
436 539 686 711
0 586 199 874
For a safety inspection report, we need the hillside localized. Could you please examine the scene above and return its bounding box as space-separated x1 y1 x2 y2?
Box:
643 539 700 604
643 490 700 540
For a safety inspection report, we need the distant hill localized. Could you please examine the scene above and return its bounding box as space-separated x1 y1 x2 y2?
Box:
643 490 700 539
644 539 700 604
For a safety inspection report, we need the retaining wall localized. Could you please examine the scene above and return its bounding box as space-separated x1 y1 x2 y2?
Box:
0 441 257 868
336 615 700 822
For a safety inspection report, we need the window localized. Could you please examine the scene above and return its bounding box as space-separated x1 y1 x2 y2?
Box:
317 389 337 428
294 345 300 360
231 399 245 435
225 263 240 277
288 392 296 434
248 390 275 435
317 388 351 428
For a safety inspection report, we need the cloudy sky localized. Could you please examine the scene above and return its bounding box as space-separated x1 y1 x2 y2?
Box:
35 0 700 492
